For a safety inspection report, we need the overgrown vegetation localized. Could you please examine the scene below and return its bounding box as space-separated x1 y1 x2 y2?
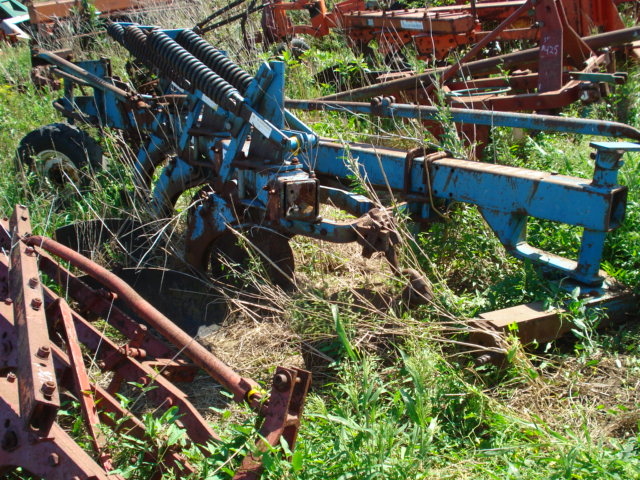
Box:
1 2 639 478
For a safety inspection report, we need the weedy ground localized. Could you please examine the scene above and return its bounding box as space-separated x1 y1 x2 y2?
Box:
1 2 640 479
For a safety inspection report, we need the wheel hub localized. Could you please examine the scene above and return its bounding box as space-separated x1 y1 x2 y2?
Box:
37 149 82 185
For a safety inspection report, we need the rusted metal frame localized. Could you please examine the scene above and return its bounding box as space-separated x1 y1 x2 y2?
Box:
566 0 625 36
556 1 595 65
269 0 333 39
0 393 114 480
27 0 173 25
23 235 262 407
9 206 59 436
233 367 312 480
0 254 17 371
48 342 197 477
319 26 640 101
47 297 120 475
346 10 476 34
443 69 623 94
430 0 526 20
34 250 176 360
534 0 595 92
447 81 583 110
413 32 477 60
474 27 539 42
6 210 310 477
445 53 609 110
427 0 535 94
0 219 111 479
38 282 222 447
537 0 567 92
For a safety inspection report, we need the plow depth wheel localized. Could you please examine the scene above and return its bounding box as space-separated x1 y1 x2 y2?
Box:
16 123 103 187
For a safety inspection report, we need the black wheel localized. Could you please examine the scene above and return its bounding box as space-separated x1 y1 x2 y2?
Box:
16 123 104 187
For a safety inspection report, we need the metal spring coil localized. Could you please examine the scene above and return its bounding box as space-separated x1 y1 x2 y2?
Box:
175 29 253 94
147 30 243 112
121 26 186 89
122 26 158 71
106 22 125 46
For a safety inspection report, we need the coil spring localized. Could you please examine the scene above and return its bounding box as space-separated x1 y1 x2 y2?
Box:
106 22 125 46
120 25 187 90
175 29 253 95
147 30 244 113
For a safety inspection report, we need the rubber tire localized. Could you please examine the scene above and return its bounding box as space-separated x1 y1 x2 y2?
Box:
17 123 103 187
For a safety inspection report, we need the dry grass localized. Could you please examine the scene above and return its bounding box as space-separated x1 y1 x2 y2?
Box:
503 354 640 440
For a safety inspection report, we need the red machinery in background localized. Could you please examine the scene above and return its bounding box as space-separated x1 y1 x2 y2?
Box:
253 0 628 61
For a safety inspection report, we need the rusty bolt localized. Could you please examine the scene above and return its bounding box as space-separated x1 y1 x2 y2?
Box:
273 373 290 392
41 380 56 396
31 298 42 310
28 277 38 289
48 453 60 466
24 247 36 256
4 298 12 305
36 345 50 358
7 372 16 383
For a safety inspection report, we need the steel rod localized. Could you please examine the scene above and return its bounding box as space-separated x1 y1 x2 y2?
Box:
285 99 640 141
22 235 260 405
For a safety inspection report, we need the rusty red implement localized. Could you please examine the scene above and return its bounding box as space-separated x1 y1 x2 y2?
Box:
0 205 311 479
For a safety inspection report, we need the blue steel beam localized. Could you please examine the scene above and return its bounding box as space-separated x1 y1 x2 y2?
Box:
35 24 640 289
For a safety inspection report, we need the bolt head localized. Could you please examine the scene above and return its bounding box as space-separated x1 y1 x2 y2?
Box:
36 345 50 358
273 373 290 391
41 380 56 396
